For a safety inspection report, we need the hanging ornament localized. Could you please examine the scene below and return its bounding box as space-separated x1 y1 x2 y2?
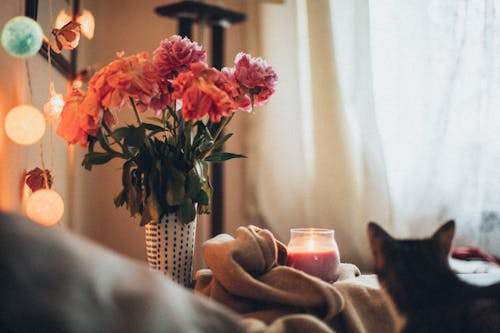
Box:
55 8 95 40
43 82 65 122
25 167 53 192
25 188 64 226
50 21 80 54
4 104 46 145
1 16 43 58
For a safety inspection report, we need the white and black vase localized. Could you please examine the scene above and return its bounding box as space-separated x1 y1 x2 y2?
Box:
144 213 197 288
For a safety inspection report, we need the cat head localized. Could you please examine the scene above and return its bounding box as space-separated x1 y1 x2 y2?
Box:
367 220 455 274
366 220 455 311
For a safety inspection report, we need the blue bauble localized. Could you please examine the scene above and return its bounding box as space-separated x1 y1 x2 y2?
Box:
1 16 43 58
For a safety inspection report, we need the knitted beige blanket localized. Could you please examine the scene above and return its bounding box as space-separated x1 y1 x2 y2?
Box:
195 226 395 333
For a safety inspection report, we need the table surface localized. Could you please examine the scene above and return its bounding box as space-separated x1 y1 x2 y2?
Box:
458 272 500 286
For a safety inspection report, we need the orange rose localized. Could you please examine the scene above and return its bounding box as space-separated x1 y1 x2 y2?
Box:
172 62 236 122
56 90 91 147
89 52 160 113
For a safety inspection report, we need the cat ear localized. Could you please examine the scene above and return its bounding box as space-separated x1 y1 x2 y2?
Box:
431 220 455 255
367 222 394 252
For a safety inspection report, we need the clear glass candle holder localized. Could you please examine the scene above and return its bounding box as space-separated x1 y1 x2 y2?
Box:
286 228 340 282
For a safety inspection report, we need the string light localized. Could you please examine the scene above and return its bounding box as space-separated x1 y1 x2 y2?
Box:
25 189 64 226
43 82 65 122
1 16 43 58
4 104 46 145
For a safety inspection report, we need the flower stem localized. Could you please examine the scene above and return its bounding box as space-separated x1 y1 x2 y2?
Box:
130 97 143 126
129 97 155 155
101 123 126 156
201 113 235 159
213 113 234 141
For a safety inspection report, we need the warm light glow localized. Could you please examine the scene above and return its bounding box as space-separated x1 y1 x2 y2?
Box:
56 8 95 40
43 83 65 122
77 10 95 40
25 189 64 226
54 9 71 29
307 237 315 251
72 78 83 89
4 105 46 145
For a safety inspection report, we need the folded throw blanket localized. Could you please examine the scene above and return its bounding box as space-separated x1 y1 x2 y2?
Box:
195 225 395 333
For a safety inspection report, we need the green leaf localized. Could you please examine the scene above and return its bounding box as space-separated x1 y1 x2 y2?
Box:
212 133 233 151
208 120 222 137
143 123 164 132
97 127 114 153
121 160 133 187
186 169 202 199
113 189 127 207
82 152 116 170
203 123 214 140
140 207 152 226
194 189 209 205
194 159 208 182
87 136 96 153
146 194 160 222
112 127 130 141
192 121 206 141
123 163 142 217
183 121 194 146
178 198 196 224
205 152 247 163
197 139 214 156
196 181 212 213
166 163 186 206
125 146 139 157
167 183 185 205
124 126 146 148
167 105 178 122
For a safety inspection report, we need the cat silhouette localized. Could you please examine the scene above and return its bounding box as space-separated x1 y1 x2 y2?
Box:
367 220 500 333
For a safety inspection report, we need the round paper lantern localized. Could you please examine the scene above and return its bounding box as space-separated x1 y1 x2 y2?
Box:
5 104 46 145
25 189 64 226
1 16 43 58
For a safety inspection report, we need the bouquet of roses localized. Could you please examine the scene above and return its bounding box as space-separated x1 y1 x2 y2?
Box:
56 35 277 225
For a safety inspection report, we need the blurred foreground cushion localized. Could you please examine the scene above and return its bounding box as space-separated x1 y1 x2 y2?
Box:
0 211 246 333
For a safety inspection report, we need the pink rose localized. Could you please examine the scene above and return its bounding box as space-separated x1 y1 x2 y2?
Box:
153 35 207 79
233 52 278 105
219 67 251 112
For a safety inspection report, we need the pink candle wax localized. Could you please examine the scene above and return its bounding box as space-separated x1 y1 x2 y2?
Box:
287 248 340 282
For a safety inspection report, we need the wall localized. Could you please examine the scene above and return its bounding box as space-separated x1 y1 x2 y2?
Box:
0 0 70 225
1 0 271 269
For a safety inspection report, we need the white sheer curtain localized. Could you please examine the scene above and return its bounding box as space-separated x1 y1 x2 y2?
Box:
246 0 391 270
246 0 500 269
369 0 500 256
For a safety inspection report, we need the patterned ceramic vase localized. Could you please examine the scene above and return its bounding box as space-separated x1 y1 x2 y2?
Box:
145 213 197 287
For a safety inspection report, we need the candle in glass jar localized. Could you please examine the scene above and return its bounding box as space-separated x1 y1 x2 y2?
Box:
286 228 340 282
